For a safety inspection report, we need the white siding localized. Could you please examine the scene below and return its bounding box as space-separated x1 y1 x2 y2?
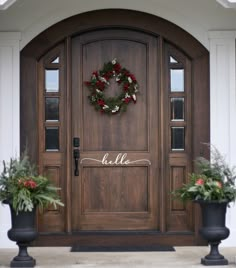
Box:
0 32 20 248
209 31 236 246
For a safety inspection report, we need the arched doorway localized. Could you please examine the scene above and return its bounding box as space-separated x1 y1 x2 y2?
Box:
21 9 209 246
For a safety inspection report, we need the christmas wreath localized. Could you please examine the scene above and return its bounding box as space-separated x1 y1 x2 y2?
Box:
84 59 139 114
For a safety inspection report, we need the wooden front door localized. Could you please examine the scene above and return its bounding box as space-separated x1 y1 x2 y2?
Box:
21 9 209 246
71 30 158 230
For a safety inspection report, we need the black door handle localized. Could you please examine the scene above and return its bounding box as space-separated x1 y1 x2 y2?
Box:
74 149 80 176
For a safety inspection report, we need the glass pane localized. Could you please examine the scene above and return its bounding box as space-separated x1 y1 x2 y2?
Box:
170 56 178 63
45 98 59 121
171 98 184 121
52 57 59 64
45 69 59 92
45 127 59 151
171 127 185 151
170 69 184 92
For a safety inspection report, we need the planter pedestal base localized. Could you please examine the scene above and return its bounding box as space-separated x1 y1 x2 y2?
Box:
201 258 228 266
10 242 36 268
11 258 36 268
200 241 228 266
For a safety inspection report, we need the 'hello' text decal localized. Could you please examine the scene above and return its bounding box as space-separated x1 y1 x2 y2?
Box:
80 153 151 165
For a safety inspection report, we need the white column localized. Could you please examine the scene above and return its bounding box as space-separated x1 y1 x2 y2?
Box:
209 31 236 246
0 32 21 248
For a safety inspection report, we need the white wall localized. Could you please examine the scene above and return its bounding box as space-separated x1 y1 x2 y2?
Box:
0 32 20 248
209 31 236 246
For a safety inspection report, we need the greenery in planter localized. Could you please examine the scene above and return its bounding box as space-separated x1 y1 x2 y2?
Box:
0 152 64 213
173 145 236 202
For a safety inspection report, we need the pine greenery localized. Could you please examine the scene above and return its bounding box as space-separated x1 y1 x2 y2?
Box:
173 145 236 203
0 152 64 213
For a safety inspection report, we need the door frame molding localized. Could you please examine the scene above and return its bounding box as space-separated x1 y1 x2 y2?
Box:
20 9 209 246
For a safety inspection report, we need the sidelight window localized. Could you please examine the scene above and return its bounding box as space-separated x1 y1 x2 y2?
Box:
51 57 59 64
45 127 59 151
45 97 59 121
171 127 185 151
170 98 184 121
169 53 186 151
45 69 59 92
170 69 184 92
43 55 62 151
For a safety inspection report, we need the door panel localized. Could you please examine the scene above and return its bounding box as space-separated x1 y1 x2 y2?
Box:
81 39 148 152
164 44 193 232
71 29 159 230
37 44 66 233
82 166 148 212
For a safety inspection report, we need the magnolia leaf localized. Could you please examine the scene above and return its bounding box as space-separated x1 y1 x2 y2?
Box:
187 186 198 192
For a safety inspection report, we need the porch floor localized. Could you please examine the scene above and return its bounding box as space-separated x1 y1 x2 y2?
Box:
1 247 236 267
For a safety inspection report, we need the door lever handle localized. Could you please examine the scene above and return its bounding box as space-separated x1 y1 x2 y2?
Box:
73 149 80 176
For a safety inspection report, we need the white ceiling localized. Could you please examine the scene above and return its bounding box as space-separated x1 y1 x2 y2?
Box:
0 0 235 31
0 0 236 49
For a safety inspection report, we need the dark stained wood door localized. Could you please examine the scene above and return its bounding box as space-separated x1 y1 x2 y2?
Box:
71 29 159 230
21 9 210 246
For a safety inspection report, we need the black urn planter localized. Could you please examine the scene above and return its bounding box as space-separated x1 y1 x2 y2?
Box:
6 203 37 268
197 200 229 266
